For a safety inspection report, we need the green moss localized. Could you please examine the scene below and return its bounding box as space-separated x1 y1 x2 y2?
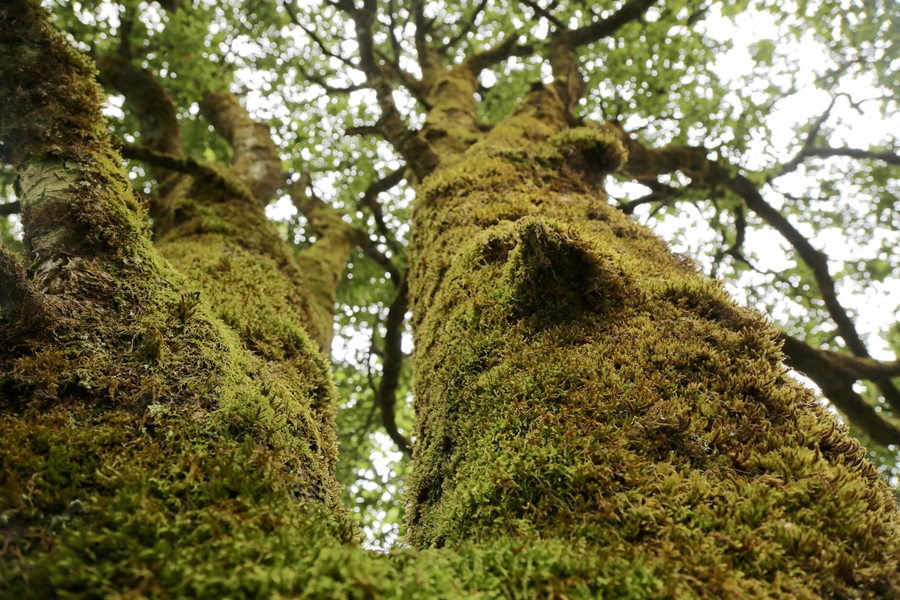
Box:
405 83 900 596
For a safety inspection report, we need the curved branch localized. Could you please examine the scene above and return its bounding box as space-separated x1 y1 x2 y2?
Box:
780 334 900 446
291 174 402 349
199 90 283 204
95 53 183 186
377 276 413 455
564 0 657 48
776 95 838 177
120 143 256 203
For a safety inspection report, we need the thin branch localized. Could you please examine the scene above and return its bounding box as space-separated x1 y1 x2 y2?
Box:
617 180 682 215
520 0 563 28
793 147 900 167
376 276 413 455
777 95 838 177
0 201 21 216
565 0 657 48
358 167 406 254
120 143 256 203
349 0 440 178
291 9 360 70
465 33 534 75
292 173 401 282
441 0 489 50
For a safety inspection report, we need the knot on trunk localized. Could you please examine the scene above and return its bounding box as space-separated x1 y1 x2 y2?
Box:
546 127 628 184
499 218 630 322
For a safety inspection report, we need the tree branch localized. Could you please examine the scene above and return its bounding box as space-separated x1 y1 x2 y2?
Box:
348 0 440 179
520 0 563 29
377 276 413 455
545 0 657 109
776 95 838 178
780 334 900 446
564 0 658 48
0 201 20 216
94 53 183 186
0 0 152 298
358 167 406 254
199 90 283 204
786 147 900 170
464 33 534 75
617 180 682 215
441 0 489 51
120 143 256 203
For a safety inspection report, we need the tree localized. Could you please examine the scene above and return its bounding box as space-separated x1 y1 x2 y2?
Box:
2 0 900 596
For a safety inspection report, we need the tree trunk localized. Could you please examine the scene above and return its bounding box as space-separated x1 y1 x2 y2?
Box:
0 4 355 594
3 2 900 598
405 82 900 597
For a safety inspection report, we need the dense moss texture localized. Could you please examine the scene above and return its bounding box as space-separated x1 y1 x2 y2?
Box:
405 84 900 597
4 2 900 597
0 3 351 594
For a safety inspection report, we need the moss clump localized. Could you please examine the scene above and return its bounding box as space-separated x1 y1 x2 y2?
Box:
547 126 628 176
500 218 630 322
405 83 900 597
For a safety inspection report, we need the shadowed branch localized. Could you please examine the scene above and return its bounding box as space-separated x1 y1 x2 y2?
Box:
120 143 256 203
376 276 413 455
780 334 900 446
0 201 20 216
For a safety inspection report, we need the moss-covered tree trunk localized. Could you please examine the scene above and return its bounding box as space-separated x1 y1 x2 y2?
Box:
4 1 900 597
404 73 900 596
0 3 358 593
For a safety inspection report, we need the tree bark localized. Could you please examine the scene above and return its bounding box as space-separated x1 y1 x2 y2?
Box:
4 2 900 597
404 81 900 596
0 3 352 592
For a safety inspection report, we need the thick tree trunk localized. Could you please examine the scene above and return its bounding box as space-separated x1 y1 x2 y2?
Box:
4 2 900 597
405 83 900 596
0 4 354 593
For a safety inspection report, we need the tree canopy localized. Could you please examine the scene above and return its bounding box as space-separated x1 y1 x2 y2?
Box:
2 0 900 554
